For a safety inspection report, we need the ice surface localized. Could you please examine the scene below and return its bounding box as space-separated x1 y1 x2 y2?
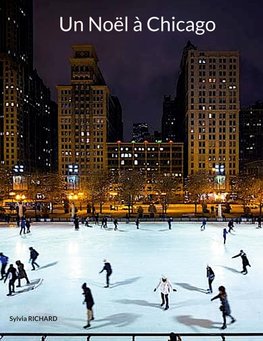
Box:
0 221 263 341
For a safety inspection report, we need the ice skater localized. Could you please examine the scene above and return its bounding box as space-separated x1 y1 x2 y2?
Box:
26 219 31 233
200 218 206 231
82 282 94 328
85 217 92 227
4 264 18 296
206 265 215 293
228 219 235 233
113 218 118 231
99 259 112 287
29 247 40 270
0 252 9 280
211 285 236 329
16 260 30 287
19 217 26 235
136 217 140 229
258 216 262 228
154 275 177 310
74 215 79 230
232 250 251 275
101 217 108 228
223 227 228 244
168 217 173 230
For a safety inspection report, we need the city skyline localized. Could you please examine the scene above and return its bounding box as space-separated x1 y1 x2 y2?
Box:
34 0 263 139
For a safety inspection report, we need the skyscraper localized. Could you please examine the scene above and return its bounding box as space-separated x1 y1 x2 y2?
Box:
176 41 240 191
57 45 123 187
162 95 177 142
0 0 55 172
239 101 263 171
132 123 149 142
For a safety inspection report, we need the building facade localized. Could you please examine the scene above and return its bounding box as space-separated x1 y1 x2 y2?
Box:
239 101 263 170
57 45 123 187
107 141 183 181
162 95 177 142
0 0 55 173
176 41 240 191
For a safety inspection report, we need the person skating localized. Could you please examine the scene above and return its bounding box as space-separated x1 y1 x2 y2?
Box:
99 259 112 288
113 218 118 231
4 264 18 296
168 217 173 230
101 217 108 228
232 250 251 275
206 265 215 293
74 215 79 230
258 216 262 228
15 260 30 287
200 218 206 231
19 217 26 235
223 227 228 244
136 217 140 229
228 219 234 233
26 219 31 233
211 285 236 329
85 217 92 227
82 282 94 328
0 252 9 280
29 247 40 270
154 275 177 310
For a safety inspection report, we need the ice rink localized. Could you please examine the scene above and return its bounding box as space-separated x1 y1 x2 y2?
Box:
0 220 263 341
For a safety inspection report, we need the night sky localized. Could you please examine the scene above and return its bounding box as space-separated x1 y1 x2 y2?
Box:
34 0 263 139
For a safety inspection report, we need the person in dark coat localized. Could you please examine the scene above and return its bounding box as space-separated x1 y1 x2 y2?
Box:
113 218 118 231
4 264 18 296
20 217 26 235
15 260 30 287
29 247 40 270
223 227 228 244
258 216 262 228
26 219 31 233
0 252 9 280
168 217 173 230
206 265 215 293
82 282 94 328
232 250 251 274
74 215 79 230
211 285 236 329
99 259 112 287
200 218 206 231
228 219 234 233
136 218 140 229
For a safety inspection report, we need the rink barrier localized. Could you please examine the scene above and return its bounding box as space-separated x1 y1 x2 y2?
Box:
0 216 257 224
1 332 263 340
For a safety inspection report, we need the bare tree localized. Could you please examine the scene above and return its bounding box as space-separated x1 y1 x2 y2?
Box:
28 172 67 215
186 172 214 214
117 170 145 216
153 174 181 214
231 175 256 214
0 165 13 204
82 170 112 214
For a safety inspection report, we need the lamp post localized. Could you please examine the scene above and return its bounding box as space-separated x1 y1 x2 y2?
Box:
15 194 26 219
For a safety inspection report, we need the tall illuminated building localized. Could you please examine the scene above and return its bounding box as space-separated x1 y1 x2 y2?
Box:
57 45 123 187
0 0 55 172
176 41 240 190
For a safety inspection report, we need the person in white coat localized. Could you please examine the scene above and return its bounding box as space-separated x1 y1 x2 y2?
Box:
154 275 177 310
